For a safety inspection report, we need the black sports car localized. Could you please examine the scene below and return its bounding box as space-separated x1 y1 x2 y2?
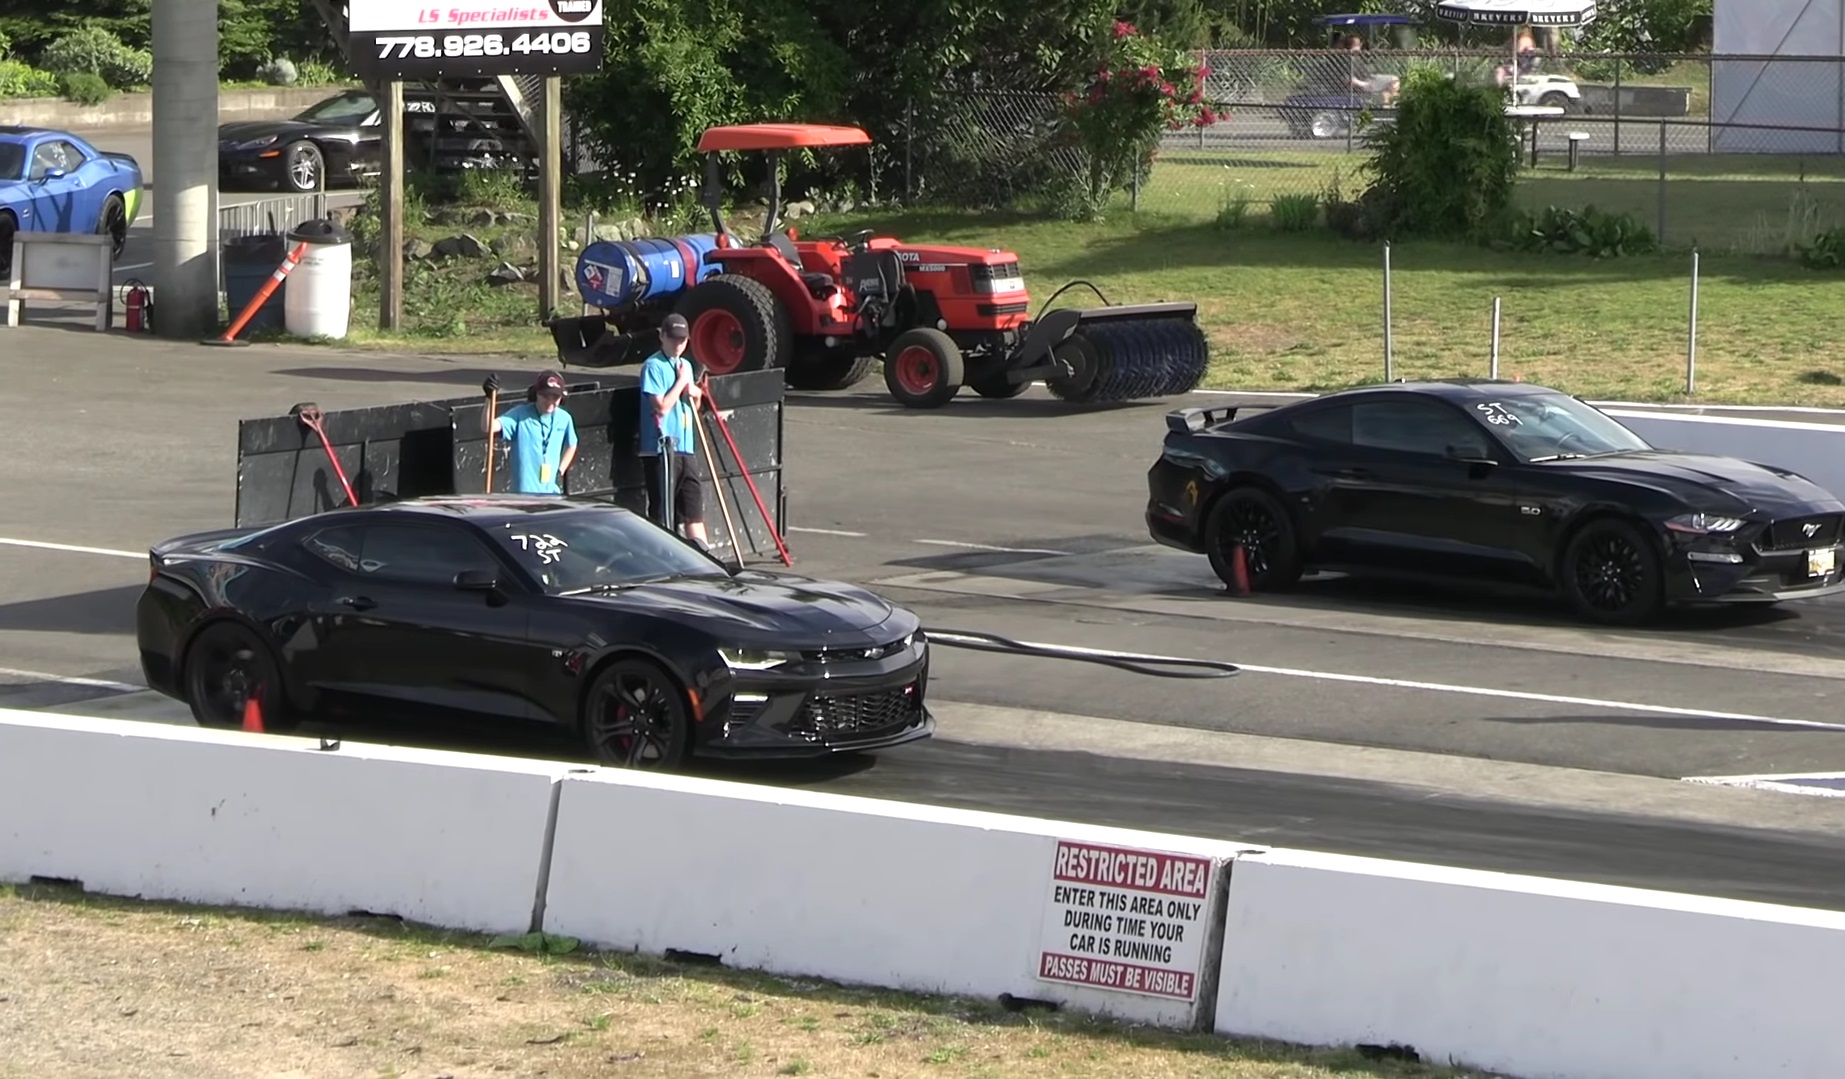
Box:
217 88 516 192
1145 380 1845 625
136 495 933 768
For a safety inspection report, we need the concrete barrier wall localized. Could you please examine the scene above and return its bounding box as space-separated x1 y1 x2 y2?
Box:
0 708 570 936
12 704 1845 1070
1213 848 1845 1079
1609 409 1845 500
541 770 1250 1029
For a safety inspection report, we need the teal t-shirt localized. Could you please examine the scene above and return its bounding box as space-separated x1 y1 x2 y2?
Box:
639 352 696 456
495 402 577 493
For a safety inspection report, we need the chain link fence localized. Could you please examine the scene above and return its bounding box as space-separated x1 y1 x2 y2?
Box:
893 51 1845 254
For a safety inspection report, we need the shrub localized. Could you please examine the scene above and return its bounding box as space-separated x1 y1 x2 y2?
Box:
1499 205 1658 258
1270 193 1319 231
0 59 60 99
0 28 11 58
258 57 298 85
61 72 111 106
1797 226 1845 270
40 26 152 90
1356 66 1521 241
1056 20 1213 220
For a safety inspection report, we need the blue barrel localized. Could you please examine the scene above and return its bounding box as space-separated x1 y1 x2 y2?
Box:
223 233 288 331
575 233 722 309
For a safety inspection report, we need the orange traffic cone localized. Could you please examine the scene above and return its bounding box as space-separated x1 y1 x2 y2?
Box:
242 685 266 733
1230 545 1251 595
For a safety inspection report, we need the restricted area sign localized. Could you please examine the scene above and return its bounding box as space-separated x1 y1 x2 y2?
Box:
347 0 606 80
1035 840 1214 1001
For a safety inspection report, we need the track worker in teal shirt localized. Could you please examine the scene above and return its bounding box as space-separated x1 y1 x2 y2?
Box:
480 370 578 494
639 313 710 549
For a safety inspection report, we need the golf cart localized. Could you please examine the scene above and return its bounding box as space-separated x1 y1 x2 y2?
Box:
1278 14 1411 140
1433 0 1589 113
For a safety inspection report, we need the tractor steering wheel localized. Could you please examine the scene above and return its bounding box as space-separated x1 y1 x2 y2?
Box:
817 229 876 253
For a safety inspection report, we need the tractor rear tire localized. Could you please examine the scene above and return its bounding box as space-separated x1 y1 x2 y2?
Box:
971 375 1030 399
674 274 790 376
883 328 964 409
786 354 877 391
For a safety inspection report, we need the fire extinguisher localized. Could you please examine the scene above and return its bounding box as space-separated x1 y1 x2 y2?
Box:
123 279 151 334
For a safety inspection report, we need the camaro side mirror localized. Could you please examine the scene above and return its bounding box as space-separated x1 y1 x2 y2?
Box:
454 569 499 591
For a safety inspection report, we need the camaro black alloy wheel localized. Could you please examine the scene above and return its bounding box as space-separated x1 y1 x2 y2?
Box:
584 659 690 769
1565 519 1662 625
184 621 287 729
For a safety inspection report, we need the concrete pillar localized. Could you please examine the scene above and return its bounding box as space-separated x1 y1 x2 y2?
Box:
152 0 220 338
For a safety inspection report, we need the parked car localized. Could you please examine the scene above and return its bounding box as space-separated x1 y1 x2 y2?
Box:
217 87 521 192
135 495 934 769
0 126 142 277
1145 380 1845 625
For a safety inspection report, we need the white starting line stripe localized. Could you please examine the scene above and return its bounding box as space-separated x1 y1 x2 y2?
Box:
955 635 1845 732
915 538 1073 556
0 667 143 693
0 537 144 559
787 526 868 537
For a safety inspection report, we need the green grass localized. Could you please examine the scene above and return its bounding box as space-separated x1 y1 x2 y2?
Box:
312 155 1845 408
1135 149 1845 255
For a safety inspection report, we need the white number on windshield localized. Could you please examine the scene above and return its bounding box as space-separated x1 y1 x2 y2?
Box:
509 532 569 564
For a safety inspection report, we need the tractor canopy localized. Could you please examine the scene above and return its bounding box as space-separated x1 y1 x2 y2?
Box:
696 124 873 153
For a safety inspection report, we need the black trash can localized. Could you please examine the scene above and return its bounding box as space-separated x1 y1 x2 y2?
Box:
223 233 289 332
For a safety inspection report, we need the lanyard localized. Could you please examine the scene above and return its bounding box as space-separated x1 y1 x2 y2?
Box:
536 411 557 457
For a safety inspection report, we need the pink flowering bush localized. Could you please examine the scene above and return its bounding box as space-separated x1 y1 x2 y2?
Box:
1058 20 1216 218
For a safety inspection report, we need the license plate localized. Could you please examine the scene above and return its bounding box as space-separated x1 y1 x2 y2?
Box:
1810 547 1837 579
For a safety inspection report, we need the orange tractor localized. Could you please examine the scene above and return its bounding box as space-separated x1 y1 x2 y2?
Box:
548 123 1209 408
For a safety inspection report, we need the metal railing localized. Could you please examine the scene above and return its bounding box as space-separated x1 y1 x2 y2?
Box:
218 192 330 243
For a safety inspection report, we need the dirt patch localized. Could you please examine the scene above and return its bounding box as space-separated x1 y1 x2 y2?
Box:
0 883 1493 1079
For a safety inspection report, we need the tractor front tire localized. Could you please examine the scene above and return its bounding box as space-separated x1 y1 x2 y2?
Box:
674 274 790 376
884 328 964 409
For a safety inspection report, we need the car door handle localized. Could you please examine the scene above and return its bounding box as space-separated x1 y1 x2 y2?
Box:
1325 466 1372 479
336 595 377 611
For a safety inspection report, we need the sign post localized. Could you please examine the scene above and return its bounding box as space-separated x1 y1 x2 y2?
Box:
342 0 605 332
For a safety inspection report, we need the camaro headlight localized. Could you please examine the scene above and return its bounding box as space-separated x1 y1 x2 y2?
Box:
1665 513 1747 536
718 646 799 671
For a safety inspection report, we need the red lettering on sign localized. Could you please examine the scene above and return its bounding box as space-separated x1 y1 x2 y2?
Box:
1037 952 1195 999
1051 841 1210 899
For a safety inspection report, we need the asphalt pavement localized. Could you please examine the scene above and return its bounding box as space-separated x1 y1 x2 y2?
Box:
3 328 1845 909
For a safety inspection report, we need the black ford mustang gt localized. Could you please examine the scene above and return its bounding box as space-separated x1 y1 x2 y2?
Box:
1145 380 1845 625
136 495 933 768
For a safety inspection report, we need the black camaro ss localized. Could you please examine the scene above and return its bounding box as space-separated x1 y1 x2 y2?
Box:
136 495 933 768
1145 380 1845 624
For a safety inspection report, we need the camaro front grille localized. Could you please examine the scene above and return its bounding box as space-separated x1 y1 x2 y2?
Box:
796 686 922 738
1759 514 1844 551
801 640 909 662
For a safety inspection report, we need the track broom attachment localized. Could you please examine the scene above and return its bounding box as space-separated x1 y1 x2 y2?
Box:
1011 282 1210 405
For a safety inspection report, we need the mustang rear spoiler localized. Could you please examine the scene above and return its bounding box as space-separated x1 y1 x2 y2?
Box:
1166 405 1239 434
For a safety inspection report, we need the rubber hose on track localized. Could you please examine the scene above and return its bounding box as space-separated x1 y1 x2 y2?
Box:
1049 317 1211 404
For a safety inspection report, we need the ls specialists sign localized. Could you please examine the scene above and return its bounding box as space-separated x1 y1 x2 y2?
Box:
1035 840 1216 1001
347 1 604 80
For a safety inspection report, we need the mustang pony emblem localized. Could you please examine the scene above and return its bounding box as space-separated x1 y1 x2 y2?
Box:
1804 522 1823 537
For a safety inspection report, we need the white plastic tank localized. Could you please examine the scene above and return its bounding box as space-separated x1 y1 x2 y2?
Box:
284 218 353 340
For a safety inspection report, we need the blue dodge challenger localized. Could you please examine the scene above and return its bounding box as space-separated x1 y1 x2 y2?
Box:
0 126 143 277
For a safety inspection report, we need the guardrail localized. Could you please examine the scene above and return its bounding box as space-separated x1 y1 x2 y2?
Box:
3 705 1841 1076
218 192 329 243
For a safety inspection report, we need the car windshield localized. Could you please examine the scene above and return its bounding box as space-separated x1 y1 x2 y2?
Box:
479 506 731 593
0 144 23 181
1467 393 1653 461
293 92 377 124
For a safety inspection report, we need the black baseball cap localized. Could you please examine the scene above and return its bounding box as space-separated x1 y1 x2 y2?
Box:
661 313 689 340
533 370 568 395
